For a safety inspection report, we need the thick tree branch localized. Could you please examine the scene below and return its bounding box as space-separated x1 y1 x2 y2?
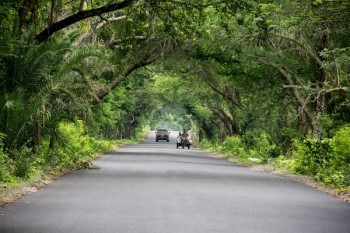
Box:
324 87 349 93
282 85 303 89
208 81 244 110
35 0 134 44
167 0 225 8
283 85 349 93
201 69 244 110
259 58 315 131
269 33 323 67
92 57 156 105
96 15 127 30
108 36 146 47
107 36 147 48
217 108 238 135
78 15 127 44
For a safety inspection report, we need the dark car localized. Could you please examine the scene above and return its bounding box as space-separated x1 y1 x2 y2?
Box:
155 129 170 142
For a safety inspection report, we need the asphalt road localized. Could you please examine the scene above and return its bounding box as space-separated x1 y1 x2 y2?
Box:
1 132 350 233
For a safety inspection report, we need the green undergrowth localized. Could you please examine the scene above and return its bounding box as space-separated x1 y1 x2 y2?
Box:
200 131 281 164
0 121 133 191
276 126 350 192
199 127 350 193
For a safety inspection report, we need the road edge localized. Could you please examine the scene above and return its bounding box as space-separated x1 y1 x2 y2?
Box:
205 150 350 204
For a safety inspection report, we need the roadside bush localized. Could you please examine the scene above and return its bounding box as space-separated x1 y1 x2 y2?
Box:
333 125 350 164
50 120 114 171
295 139 334 175
13 148 34 179
0 151 13 182
200 139 221 152
201 132 280 164
221 136 246 157
1 121 117 185
332 126 350 187
251 133 280 162
277 126 350 188
0 133 13 182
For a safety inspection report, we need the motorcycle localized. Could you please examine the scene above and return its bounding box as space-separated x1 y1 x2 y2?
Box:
176 137 191 149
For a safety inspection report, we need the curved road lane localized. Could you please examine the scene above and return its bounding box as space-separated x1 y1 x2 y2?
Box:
1 132 350 233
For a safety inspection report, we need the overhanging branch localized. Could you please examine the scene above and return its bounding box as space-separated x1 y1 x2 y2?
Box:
107 36 148 48
268 33 323 67
96 15 127 30
92 57 156 105
259 58 315 130
35 0 134 44
200 69 244 110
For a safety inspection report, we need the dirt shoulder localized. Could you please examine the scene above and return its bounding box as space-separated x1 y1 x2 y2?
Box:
0 179 52 207
0 145 127 208
208 152 350 204
250 164 350 203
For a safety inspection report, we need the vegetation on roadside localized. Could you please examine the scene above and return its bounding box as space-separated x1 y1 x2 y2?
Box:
1 120 120 184
0 0 349 195
199 125 350 192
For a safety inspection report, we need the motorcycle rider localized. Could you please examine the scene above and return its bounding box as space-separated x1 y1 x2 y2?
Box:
177 132 182 140
182 129 189 143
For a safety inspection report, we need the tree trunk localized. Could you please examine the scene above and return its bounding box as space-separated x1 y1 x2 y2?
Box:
42 98 45 128
198 130 203 143
18 0 33 29
218 108 238 136
219 123 226 139
33 120 40 148
283 105 291 151
259 59 316 134
312 23 329 139
202 122 214 140
82 112 87 133
49 133 56 149
49 0 56 25
79 0 85 11
312 92 325 139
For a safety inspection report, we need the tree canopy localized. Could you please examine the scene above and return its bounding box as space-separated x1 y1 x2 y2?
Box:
1 0 350 189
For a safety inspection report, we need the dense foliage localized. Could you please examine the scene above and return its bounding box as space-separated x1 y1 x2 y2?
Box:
0 0 349 191
0 120 115 183
277 125 350 188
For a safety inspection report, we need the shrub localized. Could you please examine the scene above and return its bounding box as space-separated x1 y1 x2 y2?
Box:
202 132 280 164
1 121 116 183
253 133 280 162
333 125 350 164
292 138 334 176
277 126 350 188
332 126 350 186
200 139 221 152
13 148 34 179
0 150 13 183
0 133 14 182
221 136 247 157
49 120 114 171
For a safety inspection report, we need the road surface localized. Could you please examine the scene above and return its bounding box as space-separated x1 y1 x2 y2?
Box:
1 132 349 233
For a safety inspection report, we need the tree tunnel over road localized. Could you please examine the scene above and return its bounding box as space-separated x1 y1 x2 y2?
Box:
1 1 350 232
